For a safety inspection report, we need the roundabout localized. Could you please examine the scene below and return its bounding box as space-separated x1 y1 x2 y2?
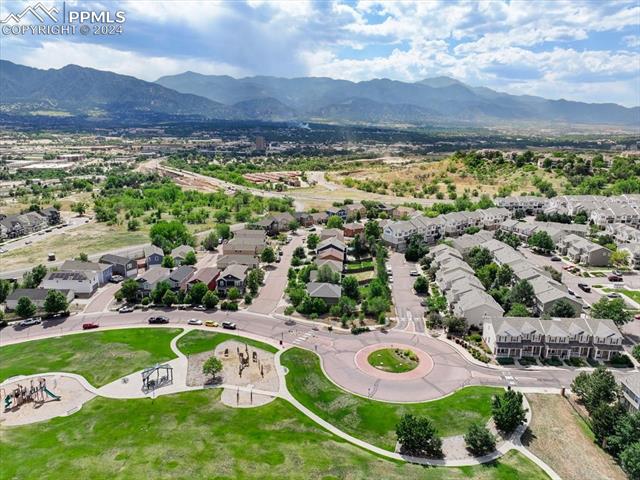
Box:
355 343 434 381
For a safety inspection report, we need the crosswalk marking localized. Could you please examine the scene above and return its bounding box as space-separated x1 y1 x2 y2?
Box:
292 331 314 344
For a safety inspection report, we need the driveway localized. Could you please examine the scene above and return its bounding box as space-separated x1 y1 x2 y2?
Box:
388 252 425 333
248 233 306 315
83 283 120 314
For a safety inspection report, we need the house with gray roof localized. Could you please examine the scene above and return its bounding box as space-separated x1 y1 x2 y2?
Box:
170 245 195 266
5 288 74 311
621 373 640 412
168 266 196 291
136 267 171 296
143 245 164 269
306 282 342 305
557 234 611 267
60 260 112 285
217 264 249 294
99 254 138 278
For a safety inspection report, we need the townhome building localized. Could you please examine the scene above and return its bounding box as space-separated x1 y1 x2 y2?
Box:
483 316 623 361
621 374 640 412
620 243 640 270
557 234 611 267
478 207 511 229
605 223 640 244
494 196 548 215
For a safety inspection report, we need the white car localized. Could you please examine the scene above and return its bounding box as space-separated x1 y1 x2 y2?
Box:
410 270 419 276
188 318 203 326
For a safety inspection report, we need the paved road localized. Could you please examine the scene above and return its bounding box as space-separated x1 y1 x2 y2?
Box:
5 305 633 403
248 233 306 315
389 252 425 333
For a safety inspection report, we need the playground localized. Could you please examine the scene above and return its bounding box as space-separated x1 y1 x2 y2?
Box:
0 374 94 426
186 339 279 408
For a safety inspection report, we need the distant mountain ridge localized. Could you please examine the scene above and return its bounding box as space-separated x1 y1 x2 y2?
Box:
0 60 638 128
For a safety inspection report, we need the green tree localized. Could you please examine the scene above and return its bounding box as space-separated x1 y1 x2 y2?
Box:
610 250 630 268
75 252 89 262
71 201 87 216
227 287 240 301
202 231 219 251
342 275 360 301
620 442 640 480
15 297 36 318
261 246 276 265
548 299 577 318
395 414 443 457
427 294 447 313
307 233 320 250
288 220 300 233
492 390 527 433
0 279 14 304
466 246 493 270
607 412 640 457
202 356 223 379
215 223 232 240
571 367 619 415
464 423 496 456
120 278 139 303
22 264 48 289
127 219 140 231
161 255 175 268
44 289 68 315
509 279 535 308
591 298 632 325
413 276 429 294
364 220 381 242
162 289 177 307
445 315 467 335
591 402 625 446
189 282 208 305
326 215 343 229
150 220 194 253
182 250 197 266
507 303 530 317
246 268 264 296
528 230 555 253
405 234 429 262
495 264 513 287
151 281 170 304
202 290 219 309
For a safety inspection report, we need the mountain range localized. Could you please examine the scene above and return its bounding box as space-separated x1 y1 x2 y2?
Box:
1 60 638 128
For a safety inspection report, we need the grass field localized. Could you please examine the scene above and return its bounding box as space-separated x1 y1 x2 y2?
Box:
0 328 181 387
523 394 626 480
281 347 501 450
603 288 640 305
0 390 549 480
0 222 149 271
367 348 419 373
176 329 279 355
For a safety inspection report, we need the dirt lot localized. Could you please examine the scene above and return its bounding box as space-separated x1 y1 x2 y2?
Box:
523 394 626 480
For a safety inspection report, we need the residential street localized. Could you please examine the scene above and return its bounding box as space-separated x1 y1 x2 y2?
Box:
389 252 425 333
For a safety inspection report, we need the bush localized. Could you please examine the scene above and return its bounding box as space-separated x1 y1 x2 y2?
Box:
492 390 528 434
244 294 253 305
284 306 295 315
633 345 640 362
350 326 369 335
608 353 633 368
497 357 515 365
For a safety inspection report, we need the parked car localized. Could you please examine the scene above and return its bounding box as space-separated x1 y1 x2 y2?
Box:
148 316 169 324
607 292 622 299
635 314 640 320
110 275 124 283
568 288 575 296
608 275 623 282
192 305 207 311
550 256 561 261
613 270 623 277
82 322 99 330
420 300 428 307
205 320 219 327
47 311 70 319
18 317 42 327
410 270 419 277
222 321 237 330
119 305 135 313
307 227 316 232
188 318 202 326
577 283 591 293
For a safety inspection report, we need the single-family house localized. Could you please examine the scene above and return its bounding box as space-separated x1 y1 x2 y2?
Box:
136 267 171 296
168 266 196 291
170 245 195 266
186 267 220 291
217 264 248 294
320 228 344 242
343 222 365 238
5 288 74 311
216 254 260 269
144 245 164 269
60 260 112 285
99 254 138 278
306 282 341 305
40 271 98 297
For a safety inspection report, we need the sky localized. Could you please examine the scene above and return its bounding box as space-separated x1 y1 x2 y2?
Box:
1 0 639 106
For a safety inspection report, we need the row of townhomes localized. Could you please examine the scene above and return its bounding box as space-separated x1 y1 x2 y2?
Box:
429 244 504 326
0 207 61 240
382 206 511 251
482 237 583 316
605 223 640 269
499 219 588 243
556 234 612 267
483 316 624 361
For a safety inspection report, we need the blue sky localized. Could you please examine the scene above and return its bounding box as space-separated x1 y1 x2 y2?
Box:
1 0 639 106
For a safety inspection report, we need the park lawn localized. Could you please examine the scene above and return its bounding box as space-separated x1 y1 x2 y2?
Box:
367 348 419 373
0 328 181 387
0 390 549 480
602 288 640 305
177 329 278 355
281 347 501 450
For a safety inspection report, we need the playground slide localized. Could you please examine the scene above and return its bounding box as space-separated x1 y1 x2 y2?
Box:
43 388 61 400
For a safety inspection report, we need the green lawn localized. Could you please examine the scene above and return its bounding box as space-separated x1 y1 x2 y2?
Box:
603 288 640 304
0 390 549 480
0 328 181 387
177 329 278 355
281 347 502 450
367 348 419 373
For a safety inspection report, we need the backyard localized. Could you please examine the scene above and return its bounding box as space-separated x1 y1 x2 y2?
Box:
0 328 181 387
0 390 550 480
281 347 501 450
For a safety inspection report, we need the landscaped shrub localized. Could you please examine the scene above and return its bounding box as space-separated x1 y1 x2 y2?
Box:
284 306 295 315
350 326 369 335
633 344 640 362
497 357 515 365
608 353 633 368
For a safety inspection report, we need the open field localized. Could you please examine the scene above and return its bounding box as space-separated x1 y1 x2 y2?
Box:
176 329 278 355
0 390 550 480
0 328 181 387
523 394 626 480
327 157 565 199
0 222 149 271
367 348 419 373
281 347 500 450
